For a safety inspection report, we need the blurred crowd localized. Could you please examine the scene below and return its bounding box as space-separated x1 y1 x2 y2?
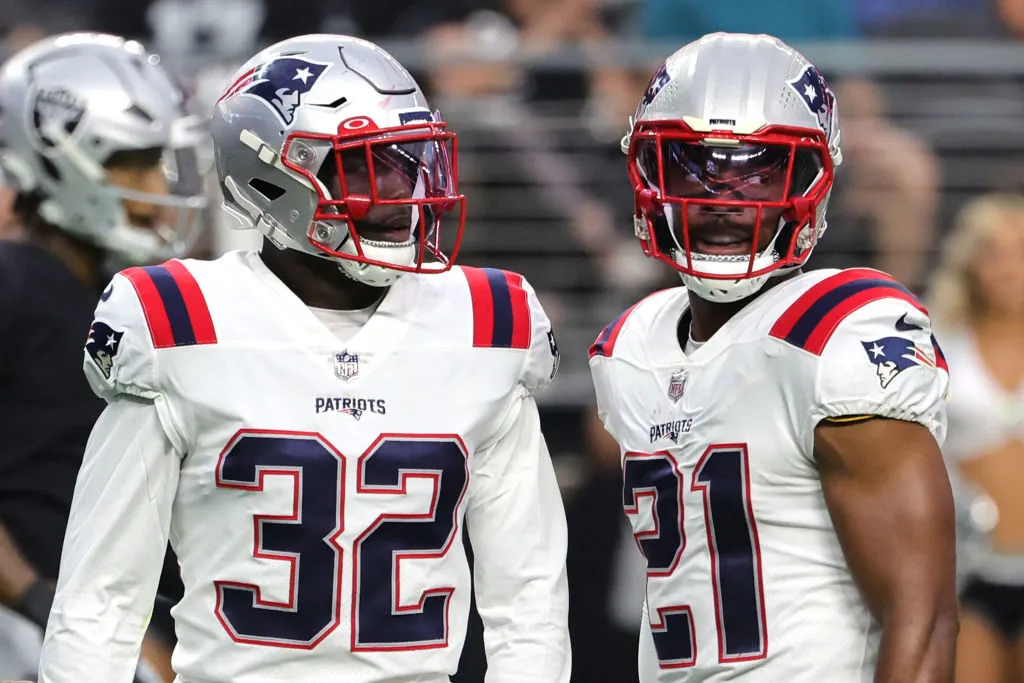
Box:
2 0 1024 681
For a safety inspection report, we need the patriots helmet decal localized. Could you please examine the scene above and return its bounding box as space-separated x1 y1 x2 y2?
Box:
861 336 936 389
238 56 330 126
786 65 836 138
641 63 671 107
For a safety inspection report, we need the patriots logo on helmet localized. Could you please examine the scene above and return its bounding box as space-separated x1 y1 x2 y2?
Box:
642 63 671 107
238 56 330 126
787 65 836 138
861 336 936 389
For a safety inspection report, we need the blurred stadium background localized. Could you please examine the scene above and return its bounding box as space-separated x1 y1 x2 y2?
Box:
3 0 1024 681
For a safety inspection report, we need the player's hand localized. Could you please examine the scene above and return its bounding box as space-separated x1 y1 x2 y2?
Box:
0 522 39 610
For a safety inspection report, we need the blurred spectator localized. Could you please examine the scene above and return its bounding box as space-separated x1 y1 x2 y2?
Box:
422 0 658 295
860 0 1010 38
0 25 48 64
0 2 90 44
93 0 324 50
926 193 1024 683
812 77 941 291
640 0 858 42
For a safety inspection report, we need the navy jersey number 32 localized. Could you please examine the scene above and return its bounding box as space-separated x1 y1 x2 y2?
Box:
215 430 469 650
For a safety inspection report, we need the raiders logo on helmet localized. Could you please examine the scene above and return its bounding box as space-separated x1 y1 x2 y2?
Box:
29 86 86 152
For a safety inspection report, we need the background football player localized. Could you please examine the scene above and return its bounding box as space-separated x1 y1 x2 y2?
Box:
36 34 570 683
0 32 207 682
589 33 957 682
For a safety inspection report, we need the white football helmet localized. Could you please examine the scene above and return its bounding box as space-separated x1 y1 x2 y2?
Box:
622 33 843 302
0 32 207 264
211 34 466 288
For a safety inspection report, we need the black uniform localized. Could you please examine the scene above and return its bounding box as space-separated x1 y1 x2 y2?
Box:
0 240 104 579
0 239 180 639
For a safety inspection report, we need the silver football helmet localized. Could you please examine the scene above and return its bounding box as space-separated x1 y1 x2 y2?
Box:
623 33 843 302
212 34 466 288
0 32 207 264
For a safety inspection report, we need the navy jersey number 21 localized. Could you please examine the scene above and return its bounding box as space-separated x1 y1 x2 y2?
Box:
214 430 469 651
623 444 768 669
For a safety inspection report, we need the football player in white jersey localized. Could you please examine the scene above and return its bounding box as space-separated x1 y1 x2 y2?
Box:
37 35 570 683
589 33 957 682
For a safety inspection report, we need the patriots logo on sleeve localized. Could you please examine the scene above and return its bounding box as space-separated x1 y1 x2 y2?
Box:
547 330 560 380
238 56 330 126
786 65 836 137
85 321 125 379
861 336 936 389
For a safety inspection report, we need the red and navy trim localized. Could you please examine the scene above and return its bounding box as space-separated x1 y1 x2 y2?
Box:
121 260 217 349
769 269 927 355
930 334 949 373
589 304 638 360
589 289 673 360
462 267 532 349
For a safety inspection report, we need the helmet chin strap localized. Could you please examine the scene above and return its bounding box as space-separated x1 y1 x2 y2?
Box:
665 208 790 303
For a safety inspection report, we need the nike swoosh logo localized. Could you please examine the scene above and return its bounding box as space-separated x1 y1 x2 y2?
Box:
895 313 923 331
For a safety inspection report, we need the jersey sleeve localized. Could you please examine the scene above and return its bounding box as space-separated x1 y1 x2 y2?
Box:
809 298 949 444
460 267 558 395
38 397 180 683
519 276 559 395
589 356 620 443
82 273 160 402
465 394 571 682
589 353 653 452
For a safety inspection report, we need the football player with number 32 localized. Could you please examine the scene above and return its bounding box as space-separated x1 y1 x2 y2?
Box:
590 33 957 682
37 35 570 683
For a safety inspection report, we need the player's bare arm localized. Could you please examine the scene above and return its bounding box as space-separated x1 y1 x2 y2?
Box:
816 416 958 683
0 521 50 622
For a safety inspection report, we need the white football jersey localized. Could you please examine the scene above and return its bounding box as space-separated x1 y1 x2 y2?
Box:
589 268 949 683
39 251 569 683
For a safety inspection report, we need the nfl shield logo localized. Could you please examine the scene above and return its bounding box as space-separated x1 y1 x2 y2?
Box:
334 351 359 381
668 370 687 403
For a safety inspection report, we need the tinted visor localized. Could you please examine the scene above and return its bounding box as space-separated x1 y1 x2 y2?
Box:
636 141 823 202
286 132 457 243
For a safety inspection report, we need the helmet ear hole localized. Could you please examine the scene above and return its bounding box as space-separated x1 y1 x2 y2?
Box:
247 177 286 201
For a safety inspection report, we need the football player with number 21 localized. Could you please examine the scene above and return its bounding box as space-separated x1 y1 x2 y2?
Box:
590 33 957 682
37 35 570 683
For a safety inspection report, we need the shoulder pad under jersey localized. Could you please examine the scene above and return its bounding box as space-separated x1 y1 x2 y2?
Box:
84 260 218 401
768 268 949 440
460 266 559 394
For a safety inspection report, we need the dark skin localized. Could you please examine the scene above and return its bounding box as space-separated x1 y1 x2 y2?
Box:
260 145 417 310
673 152 958 683
260 238 384 309
817 419 958 683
